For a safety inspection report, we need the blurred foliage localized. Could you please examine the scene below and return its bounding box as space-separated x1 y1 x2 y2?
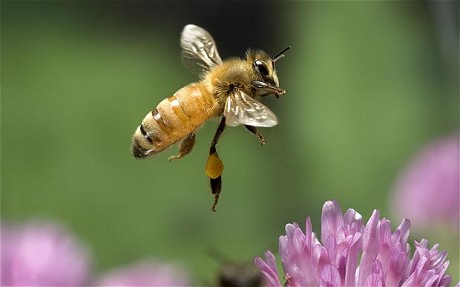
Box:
2 1 458 284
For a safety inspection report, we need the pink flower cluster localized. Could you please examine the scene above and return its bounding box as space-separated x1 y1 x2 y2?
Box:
95 261 190 286
255 201 457 287
392 134 459 229
1 220 189 286
1 221 91 286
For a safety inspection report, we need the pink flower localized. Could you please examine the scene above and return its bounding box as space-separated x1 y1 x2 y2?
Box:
255 201 457 287
392 134 459 229
1 220 91 286
94 260 190 286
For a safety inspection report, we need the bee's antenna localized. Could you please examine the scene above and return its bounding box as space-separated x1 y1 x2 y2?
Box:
273 46 291 63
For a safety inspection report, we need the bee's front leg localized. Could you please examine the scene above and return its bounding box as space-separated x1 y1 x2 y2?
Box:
251 81 286 97
169 133 196 161
245 125 266 145
206 116 226 212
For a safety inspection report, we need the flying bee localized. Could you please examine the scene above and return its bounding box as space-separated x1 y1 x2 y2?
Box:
208 247 263 287
132 24 289 211
217 262 263 287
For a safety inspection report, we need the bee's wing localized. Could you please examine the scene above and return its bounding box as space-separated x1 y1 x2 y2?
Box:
224 90 278 127
181 24 223 77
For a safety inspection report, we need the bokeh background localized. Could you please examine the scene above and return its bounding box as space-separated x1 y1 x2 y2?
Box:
2 1 458 284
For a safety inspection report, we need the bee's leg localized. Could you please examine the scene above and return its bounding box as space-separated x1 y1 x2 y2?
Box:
251 80 287 98
209 116 227 155
210 177 222 212
206 117 226 212
244 125 266 145
168 133 196 161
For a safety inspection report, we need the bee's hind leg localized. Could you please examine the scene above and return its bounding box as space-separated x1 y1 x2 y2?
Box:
206 117 226 212
210 177 222 212
245 125 266 145
168 133 196 161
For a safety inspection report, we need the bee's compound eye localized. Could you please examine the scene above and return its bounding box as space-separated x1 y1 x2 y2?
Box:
254 60 269 77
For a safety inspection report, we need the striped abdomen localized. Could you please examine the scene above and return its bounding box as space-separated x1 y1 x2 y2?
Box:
132 82 219 158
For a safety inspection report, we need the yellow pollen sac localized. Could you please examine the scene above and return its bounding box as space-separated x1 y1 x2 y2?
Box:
205 152 224 179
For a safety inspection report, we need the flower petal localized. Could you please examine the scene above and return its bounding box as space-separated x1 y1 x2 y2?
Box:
357 209 380 286
364 274 384 287
319 264 341 287
254 251 282 287
321 201 344 244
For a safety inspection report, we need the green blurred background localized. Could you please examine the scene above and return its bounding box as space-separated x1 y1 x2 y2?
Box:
2 1 458 284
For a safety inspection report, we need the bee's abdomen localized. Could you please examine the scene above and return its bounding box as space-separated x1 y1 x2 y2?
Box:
132 83 218 158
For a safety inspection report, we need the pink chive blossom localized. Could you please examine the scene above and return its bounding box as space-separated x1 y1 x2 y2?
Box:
255 201 457 287
94 260 190 286
1 220 91 286
392 134 459 229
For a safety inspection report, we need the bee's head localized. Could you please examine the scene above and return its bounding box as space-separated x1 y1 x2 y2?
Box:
246 46 290 92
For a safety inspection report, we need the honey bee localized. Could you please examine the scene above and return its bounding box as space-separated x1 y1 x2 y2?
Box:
132 24 289 211
208 247 263 287
217 262 263 287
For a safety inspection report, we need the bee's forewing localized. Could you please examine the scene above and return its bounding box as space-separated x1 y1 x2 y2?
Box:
224 90 278 127
181 24 223 77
